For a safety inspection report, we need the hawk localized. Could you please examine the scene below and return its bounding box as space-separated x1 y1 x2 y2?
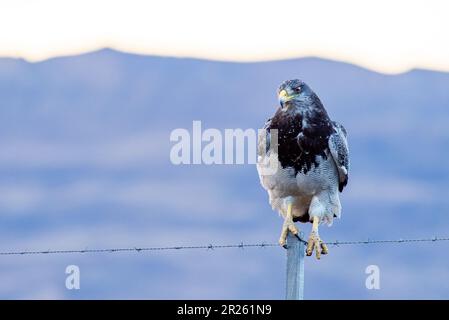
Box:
257 79 349 259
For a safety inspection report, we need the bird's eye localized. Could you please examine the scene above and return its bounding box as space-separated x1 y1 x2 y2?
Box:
295 87 301 92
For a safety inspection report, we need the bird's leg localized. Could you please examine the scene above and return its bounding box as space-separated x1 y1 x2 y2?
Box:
278 200 299 248
306 216 329 259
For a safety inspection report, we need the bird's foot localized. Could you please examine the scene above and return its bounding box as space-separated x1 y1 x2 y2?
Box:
278 219 299 248
306 231 329 259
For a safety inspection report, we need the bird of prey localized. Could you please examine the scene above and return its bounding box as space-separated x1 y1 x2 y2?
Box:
257 79 349 259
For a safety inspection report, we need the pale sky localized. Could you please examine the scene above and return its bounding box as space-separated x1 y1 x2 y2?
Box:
0 0 448 73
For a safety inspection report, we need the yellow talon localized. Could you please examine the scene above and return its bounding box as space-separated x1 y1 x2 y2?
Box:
279 202 299 247
306 216 329 259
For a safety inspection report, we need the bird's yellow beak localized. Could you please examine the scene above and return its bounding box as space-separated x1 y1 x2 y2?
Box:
278 89 291 107
278 89 288 100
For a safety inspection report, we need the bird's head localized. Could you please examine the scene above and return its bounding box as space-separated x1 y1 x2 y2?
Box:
277 79 312 108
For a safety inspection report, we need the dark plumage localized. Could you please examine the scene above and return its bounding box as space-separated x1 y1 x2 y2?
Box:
267 94 333 175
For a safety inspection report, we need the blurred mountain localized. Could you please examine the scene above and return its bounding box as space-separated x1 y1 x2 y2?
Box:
0 48 448 299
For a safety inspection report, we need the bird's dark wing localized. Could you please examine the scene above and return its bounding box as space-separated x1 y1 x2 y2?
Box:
328 121 350 192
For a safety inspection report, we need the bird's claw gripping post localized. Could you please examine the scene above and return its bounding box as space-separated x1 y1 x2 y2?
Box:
279 200 299 248
284 233 304 250
306 216 329 259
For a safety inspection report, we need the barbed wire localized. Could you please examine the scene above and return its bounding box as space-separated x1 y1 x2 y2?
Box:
0 236 448 256
0 243 278 256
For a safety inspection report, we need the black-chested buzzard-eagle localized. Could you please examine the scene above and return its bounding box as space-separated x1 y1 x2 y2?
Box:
257 79 350 259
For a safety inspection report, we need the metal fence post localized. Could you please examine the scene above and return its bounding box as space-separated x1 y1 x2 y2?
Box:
286 231 305 300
